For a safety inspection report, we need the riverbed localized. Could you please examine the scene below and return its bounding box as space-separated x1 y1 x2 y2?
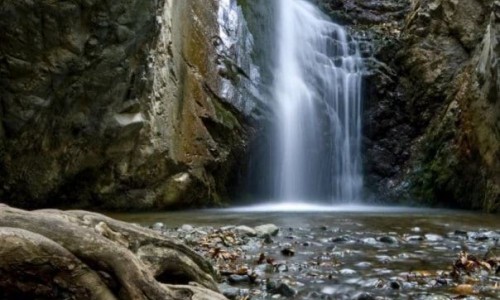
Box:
109 204 500 299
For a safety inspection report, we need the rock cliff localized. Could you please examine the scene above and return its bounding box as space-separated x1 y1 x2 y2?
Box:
1 0 498 212
399 0 499 211
0 0 260 209
318 0 499 211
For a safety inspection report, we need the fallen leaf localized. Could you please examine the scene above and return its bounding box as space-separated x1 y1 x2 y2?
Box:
454 284 474 295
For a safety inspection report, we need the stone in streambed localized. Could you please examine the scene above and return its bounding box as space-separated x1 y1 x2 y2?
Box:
151 222 164 231
263 234 273 244
390 281 401 289
332 235 351 243
266 280 296 296
235 225 257 237
276 283 296 297
255 224 279 237
379 236 398 244
424 234 443 242
355 292 376 300
228 274 250 283
179 224 194 232
219 283 241 300
339 268 357 275
281 247 295 256
405 235 423 241
361 237 378 245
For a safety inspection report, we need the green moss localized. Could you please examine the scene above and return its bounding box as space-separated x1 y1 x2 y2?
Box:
212 98 241 130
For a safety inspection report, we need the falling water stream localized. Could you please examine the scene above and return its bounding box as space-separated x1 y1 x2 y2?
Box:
271 0 363 203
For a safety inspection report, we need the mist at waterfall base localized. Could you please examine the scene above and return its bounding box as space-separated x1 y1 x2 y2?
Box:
240 0 364 207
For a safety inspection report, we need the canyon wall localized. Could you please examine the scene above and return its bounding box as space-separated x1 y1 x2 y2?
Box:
0 0 260 209
0 0 498 211
318 0 499 211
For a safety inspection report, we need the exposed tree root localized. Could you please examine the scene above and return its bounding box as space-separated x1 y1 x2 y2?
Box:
0 204 227 300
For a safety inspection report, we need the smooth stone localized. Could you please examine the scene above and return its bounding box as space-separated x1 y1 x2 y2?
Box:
339 268 357 275
356 292 376 300
379 236 398 244
255 224 279 237
221 225 235 231
375 255 392 263
355 262 372 268
235 225 257 237
425 234 444 242
151 222 164 231
266 279 278 291
406 235 423 241
390 281 401 289
281 247 295 256
276 283 296 297
228 274 250 283
332 236 351 243
179 224 194 232
219 283 240 300
362 237 378 245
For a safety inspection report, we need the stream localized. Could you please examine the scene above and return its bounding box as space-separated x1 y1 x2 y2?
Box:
109 205 500 299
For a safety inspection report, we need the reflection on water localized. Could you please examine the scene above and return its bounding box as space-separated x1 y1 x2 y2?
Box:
107 204 499 233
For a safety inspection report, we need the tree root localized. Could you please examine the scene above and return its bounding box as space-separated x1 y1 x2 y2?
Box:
0 204 227 300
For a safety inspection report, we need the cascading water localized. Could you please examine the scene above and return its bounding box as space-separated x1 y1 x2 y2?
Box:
271 0 363 203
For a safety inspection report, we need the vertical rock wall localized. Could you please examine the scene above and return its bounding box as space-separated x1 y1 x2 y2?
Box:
0 0 260 209
316 0 499 211
399 0 499 211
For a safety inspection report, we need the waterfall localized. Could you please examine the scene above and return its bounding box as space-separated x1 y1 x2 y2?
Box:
271 0 363 203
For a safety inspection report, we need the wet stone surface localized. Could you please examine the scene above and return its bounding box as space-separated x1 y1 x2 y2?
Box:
147 216 500 300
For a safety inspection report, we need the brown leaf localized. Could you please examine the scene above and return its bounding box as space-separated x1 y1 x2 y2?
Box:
236 266 249 275
211 247 221 259
266 257 276 266
256 253 266 264
479 261 492 271
454 284 474 295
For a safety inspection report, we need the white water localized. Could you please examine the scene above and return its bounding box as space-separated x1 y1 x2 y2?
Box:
272 0 363 203
223 203 430 213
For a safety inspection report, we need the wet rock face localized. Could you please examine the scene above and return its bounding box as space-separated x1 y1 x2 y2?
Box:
0 0 259 209
314 0 415 203
398 0 499 211
318 0 499 211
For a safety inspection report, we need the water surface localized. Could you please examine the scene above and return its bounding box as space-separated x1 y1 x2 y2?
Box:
109 205 499 299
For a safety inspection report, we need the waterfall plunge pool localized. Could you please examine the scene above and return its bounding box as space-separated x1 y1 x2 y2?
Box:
108 207 500 299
